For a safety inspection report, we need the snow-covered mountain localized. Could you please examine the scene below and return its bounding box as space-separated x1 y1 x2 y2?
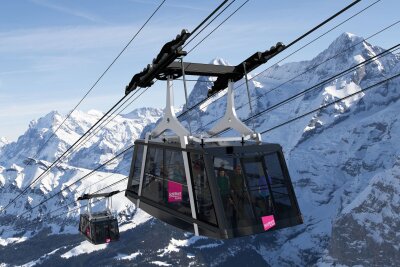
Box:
0 107 162 171
1 32 399 266
0 137 8 151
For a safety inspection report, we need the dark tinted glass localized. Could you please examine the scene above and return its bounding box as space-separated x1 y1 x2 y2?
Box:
190 153 217 226
242 160 274 218
264 153 295 218
213 157 255 229
91 220 117 244
79 214 91 238
141 146 191 217
130 144 144 194
142 146 164 203
109 219 119 240
212 153 297 232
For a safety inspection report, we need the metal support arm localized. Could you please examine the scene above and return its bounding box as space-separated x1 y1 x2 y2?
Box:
208 81 255 138
151 77 190 138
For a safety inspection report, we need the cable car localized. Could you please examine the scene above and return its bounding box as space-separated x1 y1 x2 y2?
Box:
125 32 302 239
78 191 120 245
127 138 302 239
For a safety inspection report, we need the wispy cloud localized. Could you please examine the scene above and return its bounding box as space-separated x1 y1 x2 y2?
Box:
30 0 109 24
127 0 208 11
0 65 59 76
0 24 181 54
0 18 288 55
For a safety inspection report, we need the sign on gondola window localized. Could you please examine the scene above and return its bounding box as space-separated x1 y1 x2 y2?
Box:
261 215 276 231
168 180 182 202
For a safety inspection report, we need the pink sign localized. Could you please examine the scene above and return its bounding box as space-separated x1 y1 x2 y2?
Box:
106 238 111 243
261 215 276 231
168 181 182 202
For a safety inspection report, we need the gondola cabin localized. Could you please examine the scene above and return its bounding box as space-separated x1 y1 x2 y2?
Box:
78 191 120 245
126 139 302 239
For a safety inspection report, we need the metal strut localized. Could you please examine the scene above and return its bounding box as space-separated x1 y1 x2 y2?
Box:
151 76 190 138
208 81 258 140
180 58 192 135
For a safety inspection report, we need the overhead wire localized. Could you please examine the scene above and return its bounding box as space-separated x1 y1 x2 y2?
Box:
32 0 167 160
57 87 148 163
236 0 381 87
284 0 363 51
190 0 230 35
210 43 400 137
238 20 399 109
259 72 400 135
196 19 400 133
183 0 238 48
177 0 364 120
30 1 242 217
243 46 400 123
187 0 250 54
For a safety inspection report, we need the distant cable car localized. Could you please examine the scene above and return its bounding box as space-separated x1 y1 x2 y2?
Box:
125 34 302 239
78 191 120 245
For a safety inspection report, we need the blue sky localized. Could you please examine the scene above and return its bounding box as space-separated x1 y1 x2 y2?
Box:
0 0 399 141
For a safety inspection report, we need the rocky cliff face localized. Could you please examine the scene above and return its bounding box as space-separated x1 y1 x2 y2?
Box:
0 33 399 266
327 161 400 266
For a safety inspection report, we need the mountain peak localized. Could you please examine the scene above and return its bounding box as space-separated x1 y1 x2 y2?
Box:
210 57 230 66
87 109 104 117
339 32 364 42
122 107 163 120
326 32 366 53
29 110 62 130
44 110 61 119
